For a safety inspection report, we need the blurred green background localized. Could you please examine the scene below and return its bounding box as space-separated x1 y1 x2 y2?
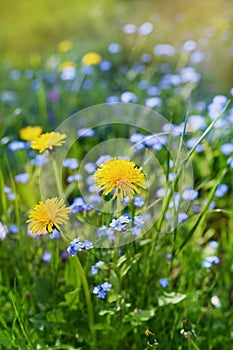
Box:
0 0 232 93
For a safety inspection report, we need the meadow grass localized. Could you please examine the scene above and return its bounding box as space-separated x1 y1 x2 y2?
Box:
0 8 233 350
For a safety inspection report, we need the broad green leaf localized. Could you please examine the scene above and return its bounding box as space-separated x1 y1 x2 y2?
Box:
158 292 186 306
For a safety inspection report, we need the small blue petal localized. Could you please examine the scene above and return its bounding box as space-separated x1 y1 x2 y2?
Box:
159 278 169 288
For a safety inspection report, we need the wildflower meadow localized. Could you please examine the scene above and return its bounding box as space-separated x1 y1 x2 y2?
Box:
0 1 233 349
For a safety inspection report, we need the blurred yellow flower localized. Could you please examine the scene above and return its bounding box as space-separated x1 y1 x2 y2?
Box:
31 132 67 153
82 52 102 66
57 40 72 53
60 61 76 71
20 126 42 141
27 197 70 235
93 158 146 200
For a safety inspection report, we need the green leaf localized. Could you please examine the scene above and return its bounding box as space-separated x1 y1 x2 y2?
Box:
0 330 12 348
158 292 186 306
99 309 115 316
136 308 155 321
64 288 80 308
32 277 54 307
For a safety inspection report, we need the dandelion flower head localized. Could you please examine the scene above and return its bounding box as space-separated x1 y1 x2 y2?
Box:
20 126 42 141
82 52 102 66
57 40 72 53
93 158 146 200
31 132 67 153
27 197 70 235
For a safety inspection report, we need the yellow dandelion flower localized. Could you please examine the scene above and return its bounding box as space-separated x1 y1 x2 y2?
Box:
145 329 154 338
31 132 67 153
57 40 72 53
93 158 146 200
60 61 76 71
20 126 42 141
27 197 70 235
82 52 102 66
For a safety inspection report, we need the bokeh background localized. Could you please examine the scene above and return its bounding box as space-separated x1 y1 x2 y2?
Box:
1 0 232 95
0 2 233 349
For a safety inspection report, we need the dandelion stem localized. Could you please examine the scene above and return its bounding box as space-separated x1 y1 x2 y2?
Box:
116 195 121 218
113 196 122 263
74 254 96 348
52 158 63 198
190 339 201 350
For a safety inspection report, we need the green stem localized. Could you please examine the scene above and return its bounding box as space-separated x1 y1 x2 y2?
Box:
116 195 121 218
9 291 34 349
52 158 63 198
190 339 201 350
74 255 96 348
60 230 96 346
113 196 122 263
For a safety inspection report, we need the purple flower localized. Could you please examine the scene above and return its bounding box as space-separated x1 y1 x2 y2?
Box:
48 90 59 102
221 143 233 156
227 157 233 168
9 224 18 234
93 285 101 294
31 154 49 166
84 162 96 174
134 216 145 228
147 85 160 96
190 51 205 64
50 229 60 239
62 158 79 170
166 253 172 260
99 61 112 71
131 226 141 235
15 173 29 184
154 44 175 56
110 216 131 231
83 240 93 250
178 213 188 223
121 91 138 103
159 278 169 288
93 282 112 299
215 184 228 198
93 285 107 299
182 188 199 201
91 266 98 275
141 53 151 63
101 282 112 291
179 67 201 83
8 141 27 151
67 237 93 256
61 67 76 81
108 43 121 54
67 174 82 183
67 245 77 257
106 95 119 104
134 196 145 208
145 97 162 108
182 40 196 51
96 155 113 167
77 128 94 138
187 115 206 131
123 23 136 34
71 197 88 213
138 22 153 36
61 251 68 261
91 261 104 275
96 289 107 299
202 255 220 268
209 241 219 249
42 252 52 263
